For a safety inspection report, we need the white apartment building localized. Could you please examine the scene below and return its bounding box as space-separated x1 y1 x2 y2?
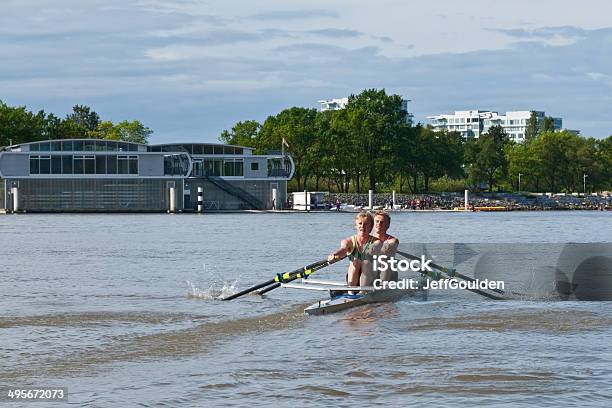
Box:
318 98 349 111
427 110 563 142
318 97 415 125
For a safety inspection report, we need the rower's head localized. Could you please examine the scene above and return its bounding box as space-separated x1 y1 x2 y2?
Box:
354 211 374 234
374 211 390 235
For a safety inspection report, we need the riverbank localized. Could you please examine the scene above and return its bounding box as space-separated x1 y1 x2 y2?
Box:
318 192 612 211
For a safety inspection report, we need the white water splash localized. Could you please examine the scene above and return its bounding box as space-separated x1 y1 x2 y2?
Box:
186 263 238 300
186 280 237 300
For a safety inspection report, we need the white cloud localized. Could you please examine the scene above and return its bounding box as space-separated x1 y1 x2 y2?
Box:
1 0 612 141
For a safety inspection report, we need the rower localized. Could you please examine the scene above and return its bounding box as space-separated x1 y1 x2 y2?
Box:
328 211 381 293
373 211 400 282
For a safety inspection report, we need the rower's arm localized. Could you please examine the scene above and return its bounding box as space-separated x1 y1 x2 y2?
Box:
382 239 399 255
328 238 352 262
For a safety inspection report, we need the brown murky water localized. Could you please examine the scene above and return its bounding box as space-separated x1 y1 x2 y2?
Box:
1 212 611 407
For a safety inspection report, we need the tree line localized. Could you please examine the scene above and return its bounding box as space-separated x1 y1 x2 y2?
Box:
2 94 610 193
221 89 611 194
0 101 152 146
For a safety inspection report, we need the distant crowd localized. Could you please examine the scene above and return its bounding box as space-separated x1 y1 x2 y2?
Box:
318 192 612 211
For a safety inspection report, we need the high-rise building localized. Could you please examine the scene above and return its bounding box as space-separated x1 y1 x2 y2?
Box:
427 110 563 142
318 97 414 125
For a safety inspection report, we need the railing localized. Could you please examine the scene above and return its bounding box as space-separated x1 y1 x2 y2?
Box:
206 176 265 209
268 169 289 177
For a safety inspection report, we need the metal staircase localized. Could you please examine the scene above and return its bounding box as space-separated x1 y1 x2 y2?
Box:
205 176 265 209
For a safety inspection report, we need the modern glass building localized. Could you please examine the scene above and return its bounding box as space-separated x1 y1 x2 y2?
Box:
0 139 294 212
427 110 563 142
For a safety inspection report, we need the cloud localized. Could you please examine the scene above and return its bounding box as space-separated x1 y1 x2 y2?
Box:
1 0 611 140
491 26 587 46
249 9 339 21
305 28 363 38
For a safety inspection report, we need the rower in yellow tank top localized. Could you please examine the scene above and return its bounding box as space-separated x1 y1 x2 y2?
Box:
348 234 377 261
328 211 382 292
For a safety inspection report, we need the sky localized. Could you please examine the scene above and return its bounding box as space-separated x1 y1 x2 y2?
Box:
1 0 611 142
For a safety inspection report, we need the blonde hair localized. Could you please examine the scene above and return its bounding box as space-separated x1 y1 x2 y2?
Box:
375 211 391 226
355 211 374 229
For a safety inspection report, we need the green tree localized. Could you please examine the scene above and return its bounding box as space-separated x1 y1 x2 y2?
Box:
525 111 539 142
328 108 356 192
93 121 120 140
539 116 555 134
258 107 318 191
393 124 418 193
113 120 152 143
91 120 152 143
345 89 404 192
219 120 260 148
465 125 510 191
0 101 48 145
66 105 100 133
507 141 540 192
529 131 575 192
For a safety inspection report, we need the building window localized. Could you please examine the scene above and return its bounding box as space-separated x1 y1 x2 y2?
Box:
84 155 95 174
30 155 39 174
62 155 73 174
235 160 243 176
117 155 129 174
73 156 84 173
224 160 235 176
204 159 222 176
83 140 95 151
51 155 62 174
39 155 51 174
129 156 138 174
96 156 106 174
251 162 259 171
107 155 117 174
192 160 204 176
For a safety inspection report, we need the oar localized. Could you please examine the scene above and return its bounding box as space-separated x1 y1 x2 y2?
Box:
400 250 527 298
222 258 338 301
396 250 506 300
256 260 335 295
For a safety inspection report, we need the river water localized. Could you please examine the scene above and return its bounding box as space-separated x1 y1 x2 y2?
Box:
1 211 611 407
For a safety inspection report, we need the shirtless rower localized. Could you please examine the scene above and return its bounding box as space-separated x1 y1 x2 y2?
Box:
327 211 381 291
373 211 400 282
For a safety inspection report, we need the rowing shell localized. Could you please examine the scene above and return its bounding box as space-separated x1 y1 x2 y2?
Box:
282 279 428 315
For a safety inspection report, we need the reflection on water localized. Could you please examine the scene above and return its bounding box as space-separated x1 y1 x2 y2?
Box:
0 212 611 407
